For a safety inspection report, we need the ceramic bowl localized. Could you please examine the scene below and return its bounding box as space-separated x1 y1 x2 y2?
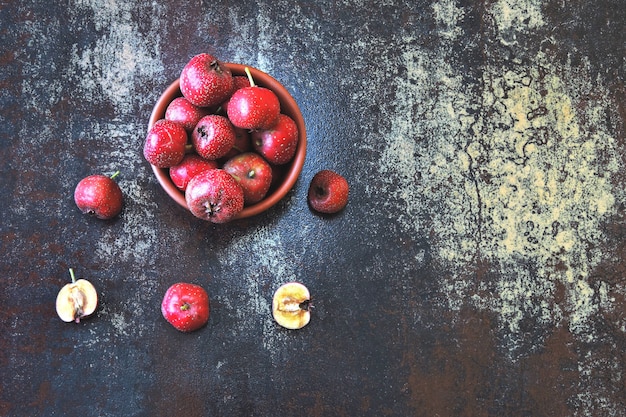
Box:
147 63 306 220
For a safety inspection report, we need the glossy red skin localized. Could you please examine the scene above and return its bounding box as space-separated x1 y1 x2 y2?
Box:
185 169 244 223
74 174 123 219
169 154 219 191
191 115 236 160
143 119 188 168
269 163 287 191
161 282 210 332
307 170 349 214
231 75 251 93
226 86 280 130
180 53 233 108
217 78 252 118
251 114 299 165
223 152 273 205
165 97 211 133
219 127 251 162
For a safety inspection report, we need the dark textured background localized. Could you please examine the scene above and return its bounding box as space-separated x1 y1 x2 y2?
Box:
1 1 625 416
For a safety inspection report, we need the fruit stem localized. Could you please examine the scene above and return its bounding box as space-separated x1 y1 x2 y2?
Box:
244 67 255 87
69 268 76 284
210 60 222 73
110 170 120 180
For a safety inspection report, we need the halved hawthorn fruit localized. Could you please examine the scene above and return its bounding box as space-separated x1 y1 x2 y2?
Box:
56 268 98 323
272 282 311 329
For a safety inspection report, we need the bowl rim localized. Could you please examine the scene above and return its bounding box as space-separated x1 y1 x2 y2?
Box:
147 62 307 220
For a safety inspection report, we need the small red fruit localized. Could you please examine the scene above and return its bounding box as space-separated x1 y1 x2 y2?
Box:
165 96 211 133
192 115 236 160
307 170 349 214
169 154 219 191
74 171 123 219
180 53 234 108
143 119 188 168
218 77 252 117
223 152 273 205
185 169 244 223
251 114 299 165
219 127 251 162
226 67 280 130
269 163 287 191
231 75 252 92
161 282 210 332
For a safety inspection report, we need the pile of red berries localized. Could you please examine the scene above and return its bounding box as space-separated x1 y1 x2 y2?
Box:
143 53 300 223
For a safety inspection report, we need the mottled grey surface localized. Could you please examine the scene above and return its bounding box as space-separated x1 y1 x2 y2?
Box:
1 0 625 416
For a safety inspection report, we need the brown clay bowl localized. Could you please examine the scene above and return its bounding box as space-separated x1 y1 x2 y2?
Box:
147 63 307 220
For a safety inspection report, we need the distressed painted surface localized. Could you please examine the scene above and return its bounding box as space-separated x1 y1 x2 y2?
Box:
1 0 625 416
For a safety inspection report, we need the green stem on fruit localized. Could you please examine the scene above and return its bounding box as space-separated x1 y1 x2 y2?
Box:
110 170 120 180
244 67 255 87
69 268 76 284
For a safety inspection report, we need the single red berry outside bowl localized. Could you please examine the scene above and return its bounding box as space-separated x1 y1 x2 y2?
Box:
147 63 307 220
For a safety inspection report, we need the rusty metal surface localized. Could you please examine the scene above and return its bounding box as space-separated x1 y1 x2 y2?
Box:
1 1 625 416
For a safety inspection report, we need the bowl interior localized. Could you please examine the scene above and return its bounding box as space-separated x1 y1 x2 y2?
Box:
148 63 306 220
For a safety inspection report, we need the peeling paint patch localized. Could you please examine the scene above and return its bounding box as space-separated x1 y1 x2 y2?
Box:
377 0 623 352
432 0 465 40
492 0 545 39
68 0 164 113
